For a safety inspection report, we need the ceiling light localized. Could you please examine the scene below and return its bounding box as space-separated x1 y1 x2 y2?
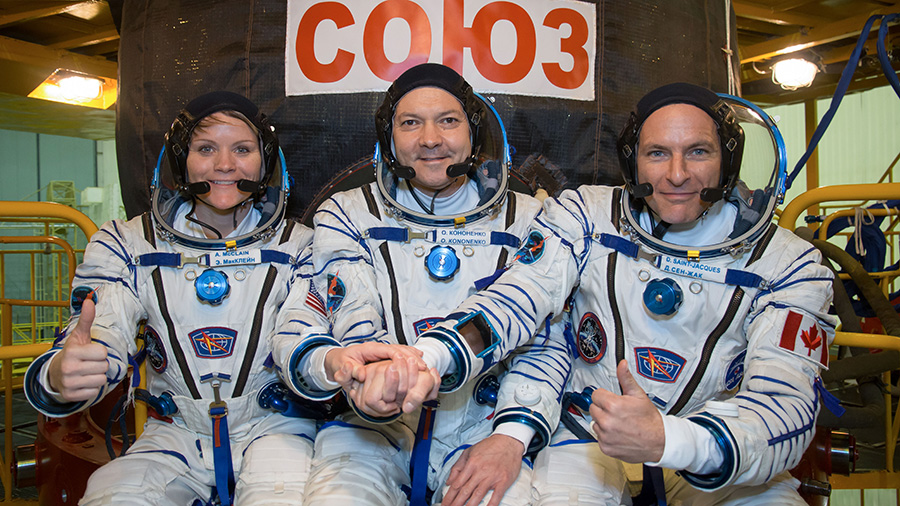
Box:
771 58 819 90
59 75 103 101
28 69 117 109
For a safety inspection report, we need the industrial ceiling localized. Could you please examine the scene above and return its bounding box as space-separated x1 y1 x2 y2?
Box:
0 0 897 141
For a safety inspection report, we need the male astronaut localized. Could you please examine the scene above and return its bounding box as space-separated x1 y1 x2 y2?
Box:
404 83 836 504
23 91 406 505
304 63 569 506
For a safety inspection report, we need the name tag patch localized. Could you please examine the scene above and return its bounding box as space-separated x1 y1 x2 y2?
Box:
209 249 262 267
434 229 488 246
657 255 726 284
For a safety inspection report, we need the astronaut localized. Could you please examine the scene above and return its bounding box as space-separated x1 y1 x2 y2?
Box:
24 91 354 505
404 83 837 504
303 63 569 506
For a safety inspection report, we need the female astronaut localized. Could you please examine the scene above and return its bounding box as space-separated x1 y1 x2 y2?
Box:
24 91 360 505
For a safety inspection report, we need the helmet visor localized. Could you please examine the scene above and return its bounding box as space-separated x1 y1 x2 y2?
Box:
623 95 787 258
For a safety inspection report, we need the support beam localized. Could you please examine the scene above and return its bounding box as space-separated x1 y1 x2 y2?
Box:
0 35 116 79
733 1 828 27
48 29 119 50
740 6 898 63
0 2 87 28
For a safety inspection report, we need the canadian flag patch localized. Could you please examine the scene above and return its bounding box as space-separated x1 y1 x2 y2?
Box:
779 310 828 366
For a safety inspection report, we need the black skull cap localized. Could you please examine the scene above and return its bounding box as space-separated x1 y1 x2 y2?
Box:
181 90 262 124
385 63 470 107
635 82 723 123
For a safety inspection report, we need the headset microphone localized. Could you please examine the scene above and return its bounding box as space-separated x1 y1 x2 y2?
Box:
237 179 264 193
185 182 211 194
631 183 653 199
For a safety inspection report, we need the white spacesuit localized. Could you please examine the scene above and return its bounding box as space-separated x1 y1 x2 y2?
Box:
25 92 325 506
302 64 569 506
416 86 836 504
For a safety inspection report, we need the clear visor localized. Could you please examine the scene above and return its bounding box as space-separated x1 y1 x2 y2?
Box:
623 94 787 258
150 147 289 250
375 92 510 227
730 96 787 204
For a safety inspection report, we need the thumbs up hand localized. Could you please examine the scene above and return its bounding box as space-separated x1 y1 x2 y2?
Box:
588 360 665 463
47 298 110 402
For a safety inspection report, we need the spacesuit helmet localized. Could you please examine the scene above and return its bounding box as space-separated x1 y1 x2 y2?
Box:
150 91 289 249
374 63 510 226
617 84 787 258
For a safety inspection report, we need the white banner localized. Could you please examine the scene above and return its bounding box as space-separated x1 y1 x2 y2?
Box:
286 0 596 100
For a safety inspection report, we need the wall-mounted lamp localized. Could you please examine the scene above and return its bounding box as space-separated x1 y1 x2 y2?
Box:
28 69 117 109
771 58 819 90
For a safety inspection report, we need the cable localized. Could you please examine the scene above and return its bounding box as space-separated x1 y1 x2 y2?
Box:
787 14 898 189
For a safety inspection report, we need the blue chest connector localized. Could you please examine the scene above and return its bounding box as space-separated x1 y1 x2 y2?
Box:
425 245 460 281
643 277 683 316
195 268 231 305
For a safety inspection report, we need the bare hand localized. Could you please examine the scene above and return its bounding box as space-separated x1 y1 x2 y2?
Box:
443 434 525 506
327 342 425 387
346 358 440 417
589 360 665 463
398 365 440 414
47 298 109 402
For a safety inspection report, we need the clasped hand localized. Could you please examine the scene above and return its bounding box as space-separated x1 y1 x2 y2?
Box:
325 343 440 418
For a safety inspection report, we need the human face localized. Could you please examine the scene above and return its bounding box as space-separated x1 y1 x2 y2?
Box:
392 86 472 193
636 104 722 224
186 112 261 212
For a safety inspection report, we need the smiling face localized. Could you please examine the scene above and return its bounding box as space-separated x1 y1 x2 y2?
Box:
392 86 472 194
186 111 261 212
636 104 722 224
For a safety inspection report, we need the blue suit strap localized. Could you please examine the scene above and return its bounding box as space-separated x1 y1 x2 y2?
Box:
366 227 519 248
409 400 440 506
489 231 520 248
597 233 639 259
204 376 234 505
259 250 294 265
134 250 293 268
596 234 768 290
210 404 235 506
134 252 186 267
632 465 667 506
723 269 766 289
366 227 410 242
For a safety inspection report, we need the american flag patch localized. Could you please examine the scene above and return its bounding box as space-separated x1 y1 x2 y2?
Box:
305 279 327 319
779 310 828 366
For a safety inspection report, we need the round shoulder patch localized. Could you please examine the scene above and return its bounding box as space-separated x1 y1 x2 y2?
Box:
724 350 747 391
70 285 98 313
143 325 167 373
514 230 546 265
326 274 346 314
577 312 606 363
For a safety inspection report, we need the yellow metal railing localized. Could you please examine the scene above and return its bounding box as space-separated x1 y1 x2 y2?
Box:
780 183 900 232
0 236 78 345
0 202 97 502
780 184 900 495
